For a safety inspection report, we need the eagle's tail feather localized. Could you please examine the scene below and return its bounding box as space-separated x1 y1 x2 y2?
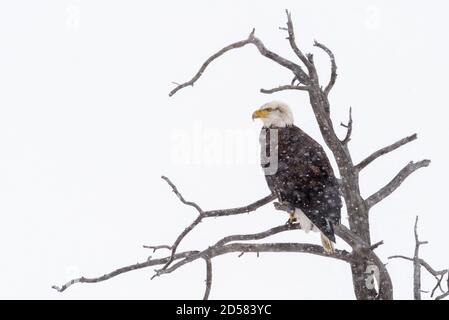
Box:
295 208 316 233
320 233 334 253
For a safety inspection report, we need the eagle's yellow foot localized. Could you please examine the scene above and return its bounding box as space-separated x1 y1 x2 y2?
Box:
287 211 298 225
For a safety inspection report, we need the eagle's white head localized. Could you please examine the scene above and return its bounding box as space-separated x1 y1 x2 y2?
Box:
252 101 294 128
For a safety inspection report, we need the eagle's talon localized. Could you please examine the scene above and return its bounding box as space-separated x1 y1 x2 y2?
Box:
287 212 298 225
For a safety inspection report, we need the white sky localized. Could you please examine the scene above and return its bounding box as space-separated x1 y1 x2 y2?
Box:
0 0 448 299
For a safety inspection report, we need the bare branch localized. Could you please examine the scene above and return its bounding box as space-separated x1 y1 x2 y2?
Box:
306 53 314 65
341 107 353 145
436 291 449 300
285 10 314 74
157 242 354 280
431 274 445 297
389 217 448 300
53 221 354 294
169 29 310 97
291 76 299 85
159 179 274 272
249 35 310 83
369 240 384 251
421 262 448 277
413 216 424 300
158 176 205 271
214 223 301 247
158 215 203 272
365 160 431 209
260 84 309 94
388 255 413 262
203 193 276 218
273 203 391 294
389 255 448 278
313 40 337 95
355 134 418 171
203 257 212 300
151 222 355 281
159 177 275 271
168 31 255 97
52 250 198 293
276 203 358 252
162 176 203 214
143 244 172 252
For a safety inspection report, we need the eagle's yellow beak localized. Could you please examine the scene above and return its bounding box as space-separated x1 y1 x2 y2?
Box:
252 109 268 121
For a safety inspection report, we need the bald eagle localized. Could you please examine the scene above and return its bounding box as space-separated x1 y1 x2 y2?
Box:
252 101 341 253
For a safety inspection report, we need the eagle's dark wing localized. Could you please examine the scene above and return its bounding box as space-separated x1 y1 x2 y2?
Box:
261 125 341 242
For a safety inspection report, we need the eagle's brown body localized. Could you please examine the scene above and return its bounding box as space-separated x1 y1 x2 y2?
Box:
260 125 341 242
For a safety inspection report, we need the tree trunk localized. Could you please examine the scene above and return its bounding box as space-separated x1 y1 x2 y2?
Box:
307 88 388 300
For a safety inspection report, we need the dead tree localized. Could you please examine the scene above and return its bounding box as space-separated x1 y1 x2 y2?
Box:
53 11 431 300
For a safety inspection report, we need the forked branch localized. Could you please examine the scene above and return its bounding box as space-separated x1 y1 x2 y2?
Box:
169 28 310 97
157 176 275 272
388 216 449 300
53 221 354 297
